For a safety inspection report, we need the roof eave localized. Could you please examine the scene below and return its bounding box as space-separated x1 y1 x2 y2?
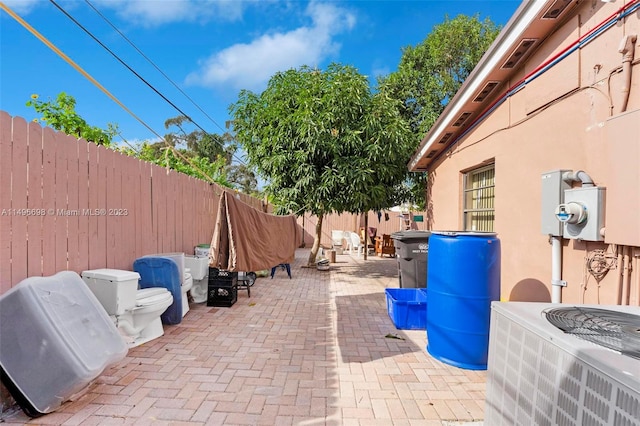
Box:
408 0 567 172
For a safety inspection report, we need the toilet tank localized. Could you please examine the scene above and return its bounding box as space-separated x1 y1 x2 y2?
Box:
184 255 209 280
81 269 140 316
0 271 128 417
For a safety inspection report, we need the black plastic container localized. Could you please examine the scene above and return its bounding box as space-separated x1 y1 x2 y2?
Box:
207 268 238 307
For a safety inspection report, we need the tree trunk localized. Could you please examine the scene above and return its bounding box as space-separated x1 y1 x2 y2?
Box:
363 213 368 260
307 213 323 266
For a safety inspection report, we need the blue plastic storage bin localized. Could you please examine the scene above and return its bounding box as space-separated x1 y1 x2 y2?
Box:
385 288 428 330
133 256 182 324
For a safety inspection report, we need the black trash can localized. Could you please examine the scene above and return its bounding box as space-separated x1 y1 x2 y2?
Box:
390 230 431 288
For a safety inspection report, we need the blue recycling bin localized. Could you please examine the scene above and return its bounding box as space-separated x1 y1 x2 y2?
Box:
133 256 182 325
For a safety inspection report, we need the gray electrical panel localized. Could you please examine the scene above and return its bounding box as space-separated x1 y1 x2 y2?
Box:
563 186 606 241
541 170 571 236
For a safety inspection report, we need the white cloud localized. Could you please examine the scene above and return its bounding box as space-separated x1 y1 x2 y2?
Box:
2 0 40 15
371 65 390 80
185 1 356 92
94 0 245 26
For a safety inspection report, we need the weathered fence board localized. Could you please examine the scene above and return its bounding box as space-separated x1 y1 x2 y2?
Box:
0 112 14 293
11 116 28 286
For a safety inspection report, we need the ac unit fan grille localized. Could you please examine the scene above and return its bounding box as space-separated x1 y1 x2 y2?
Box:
545 307 640 360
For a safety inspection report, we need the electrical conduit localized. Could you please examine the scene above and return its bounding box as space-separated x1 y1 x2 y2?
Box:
550 170 595 304
551 236 563 303
618 34 637 113
635 248 640 306
622 246 632 305
617 245 625 304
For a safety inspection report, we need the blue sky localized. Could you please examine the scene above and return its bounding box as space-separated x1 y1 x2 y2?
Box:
1 0 520 147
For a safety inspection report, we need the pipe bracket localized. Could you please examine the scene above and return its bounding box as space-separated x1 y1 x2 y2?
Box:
552 279 567 287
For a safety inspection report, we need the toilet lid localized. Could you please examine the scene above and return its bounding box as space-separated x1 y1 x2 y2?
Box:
136 288 172 307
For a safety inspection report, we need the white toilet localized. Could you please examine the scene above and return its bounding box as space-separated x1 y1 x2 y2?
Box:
185 255 209 304
81 269 173 348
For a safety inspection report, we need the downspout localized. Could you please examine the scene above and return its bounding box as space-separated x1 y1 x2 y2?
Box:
618 35 637 114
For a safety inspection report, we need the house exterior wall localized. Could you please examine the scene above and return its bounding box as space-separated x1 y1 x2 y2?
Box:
426 1 640 305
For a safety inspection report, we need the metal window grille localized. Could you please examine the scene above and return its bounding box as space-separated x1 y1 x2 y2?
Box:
463 165 495 231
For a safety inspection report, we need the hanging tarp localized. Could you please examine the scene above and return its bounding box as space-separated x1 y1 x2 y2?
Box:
210 191 301 272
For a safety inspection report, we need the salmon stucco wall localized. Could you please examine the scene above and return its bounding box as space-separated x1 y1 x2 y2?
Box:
426 1 640 305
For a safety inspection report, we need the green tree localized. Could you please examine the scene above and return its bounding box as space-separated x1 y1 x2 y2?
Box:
162 115 258 191
230 63 414 266
26 92 117 146
226 163 259 196
131 142 230 185
27 94 231 186
378 14 501 208
379 14 501 136
163 115 226 163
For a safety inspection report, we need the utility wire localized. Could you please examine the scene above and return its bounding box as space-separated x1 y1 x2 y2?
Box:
0 1 217 184
48 0 221 145
83 0 226 134
50 0 249 167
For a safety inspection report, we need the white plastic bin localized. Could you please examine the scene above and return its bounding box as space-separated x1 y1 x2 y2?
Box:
0 271 128 417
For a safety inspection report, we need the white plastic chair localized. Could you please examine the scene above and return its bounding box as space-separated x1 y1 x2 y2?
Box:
331 230 344 248
348 231 364 256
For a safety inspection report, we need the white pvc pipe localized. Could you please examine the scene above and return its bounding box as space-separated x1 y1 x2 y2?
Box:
562 170 594 187
618 35 637 114
551 236 563 303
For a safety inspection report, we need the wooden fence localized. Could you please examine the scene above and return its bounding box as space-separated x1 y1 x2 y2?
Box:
1 111 428 293
297 209 428 250
0 112 263 294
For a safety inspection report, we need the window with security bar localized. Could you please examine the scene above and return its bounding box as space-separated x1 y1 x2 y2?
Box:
463 164 495 231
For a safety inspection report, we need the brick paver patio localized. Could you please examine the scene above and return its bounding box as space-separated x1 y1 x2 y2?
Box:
2 249 486 425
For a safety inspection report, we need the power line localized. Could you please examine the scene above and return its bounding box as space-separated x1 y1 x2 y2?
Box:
48 0 221 144
0 1 218 184
47 0 249 167
83 0 226 135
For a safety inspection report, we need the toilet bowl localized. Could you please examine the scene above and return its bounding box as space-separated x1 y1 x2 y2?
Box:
190 278 208 303
117 288 173 347
185 255 209 304
81 269 173 348
182 271 193 317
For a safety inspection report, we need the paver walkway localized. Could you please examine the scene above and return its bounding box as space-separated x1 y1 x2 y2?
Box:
2 249 486 425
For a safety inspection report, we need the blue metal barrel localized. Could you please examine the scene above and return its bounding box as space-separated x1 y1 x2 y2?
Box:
426 231 500 370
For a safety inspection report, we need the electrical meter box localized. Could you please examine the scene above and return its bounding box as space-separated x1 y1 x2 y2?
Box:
563 186 606 241
541 170 572 236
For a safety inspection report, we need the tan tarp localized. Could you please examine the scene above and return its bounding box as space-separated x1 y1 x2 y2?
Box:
210 191 302 272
